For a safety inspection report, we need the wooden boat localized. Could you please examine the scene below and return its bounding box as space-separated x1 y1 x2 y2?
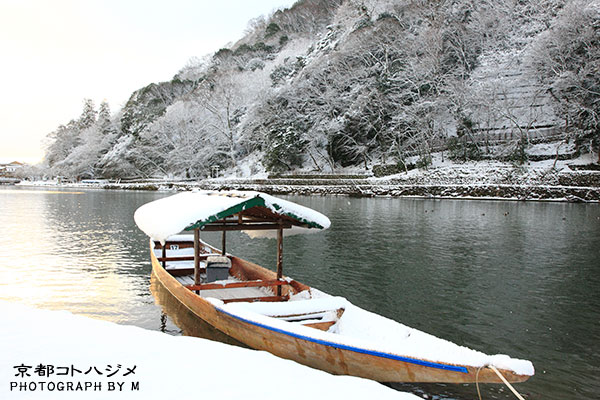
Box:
135 190 534 384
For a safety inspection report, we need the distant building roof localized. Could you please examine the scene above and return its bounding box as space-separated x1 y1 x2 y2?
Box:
0 161 24 167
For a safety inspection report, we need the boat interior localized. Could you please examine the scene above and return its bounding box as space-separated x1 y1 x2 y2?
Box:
154 236 344 332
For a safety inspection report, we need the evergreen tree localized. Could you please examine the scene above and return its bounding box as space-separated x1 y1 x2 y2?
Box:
97 101 111 130
79 99 97 130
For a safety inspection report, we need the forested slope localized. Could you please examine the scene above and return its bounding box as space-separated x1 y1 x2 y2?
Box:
42 0 599 179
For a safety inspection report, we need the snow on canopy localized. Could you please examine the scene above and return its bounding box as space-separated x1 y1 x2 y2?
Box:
134 190 331 243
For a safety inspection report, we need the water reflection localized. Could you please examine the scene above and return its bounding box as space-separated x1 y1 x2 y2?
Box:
150 273 247 347
0 186 165 327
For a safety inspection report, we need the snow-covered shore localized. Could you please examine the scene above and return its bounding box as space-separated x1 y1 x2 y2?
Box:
0 301 415 399
16 165 600 203
13 157 600 202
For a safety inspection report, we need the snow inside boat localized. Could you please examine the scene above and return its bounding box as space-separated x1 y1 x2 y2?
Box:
134 190 534 383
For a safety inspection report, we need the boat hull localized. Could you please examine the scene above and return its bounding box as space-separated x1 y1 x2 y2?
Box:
150 244 530 384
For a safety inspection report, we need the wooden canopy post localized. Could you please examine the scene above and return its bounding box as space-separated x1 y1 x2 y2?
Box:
222 230 226 255
276 226 283 296
194 229 201 285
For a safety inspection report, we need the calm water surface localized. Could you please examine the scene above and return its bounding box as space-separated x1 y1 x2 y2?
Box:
1 186 598 399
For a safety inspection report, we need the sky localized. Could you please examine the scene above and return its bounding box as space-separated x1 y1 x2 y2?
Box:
0 0 298 164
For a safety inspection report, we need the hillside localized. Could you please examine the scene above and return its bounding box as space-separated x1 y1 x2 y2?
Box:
41 0 599 180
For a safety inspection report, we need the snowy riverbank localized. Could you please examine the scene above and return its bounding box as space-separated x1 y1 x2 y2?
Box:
16 159 600 202
0 301 416 399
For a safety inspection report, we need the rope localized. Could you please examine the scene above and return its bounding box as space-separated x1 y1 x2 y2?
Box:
476 366 483 400
489 365 527 400
475 365 527 400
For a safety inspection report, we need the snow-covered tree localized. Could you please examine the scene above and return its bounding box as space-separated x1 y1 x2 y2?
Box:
44 121 80 169
533 0 600 160
42 0 589 178
78 99 97 130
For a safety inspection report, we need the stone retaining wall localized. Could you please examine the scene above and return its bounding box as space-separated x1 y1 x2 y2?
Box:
93 172 600 202
197 182 600 202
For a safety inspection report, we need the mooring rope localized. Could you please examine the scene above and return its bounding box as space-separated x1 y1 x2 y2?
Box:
489 365 526 400
476 366 484 400
475 365 527 400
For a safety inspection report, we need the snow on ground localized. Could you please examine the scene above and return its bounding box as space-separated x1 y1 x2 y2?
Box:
0 301 416 400
15 180 59 186
567 152 599 166
373 153 598 187
526 141 575 156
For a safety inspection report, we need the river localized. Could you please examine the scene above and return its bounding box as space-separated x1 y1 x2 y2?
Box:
0 186 598 399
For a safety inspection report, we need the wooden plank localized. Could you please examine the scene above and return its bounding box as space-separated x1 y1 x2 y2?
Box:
201 223 292 232
158 254 221 262
276 311 333 320
158 256 195 262
213 218 290 224
167 268 205 276
302 320 336 331
222 295 288 304
185 279 288 291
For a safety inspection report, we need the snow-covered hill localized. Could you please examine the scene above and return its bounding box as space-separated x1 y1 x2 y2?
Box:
40 0 599 180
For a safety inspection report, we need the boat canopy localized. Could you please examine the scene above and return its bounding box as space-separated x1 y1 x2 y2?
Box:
134 190 331 243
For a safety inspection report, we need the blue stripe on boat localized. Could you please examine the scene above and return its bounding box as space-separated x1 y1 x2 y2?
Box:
217 307 469 374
